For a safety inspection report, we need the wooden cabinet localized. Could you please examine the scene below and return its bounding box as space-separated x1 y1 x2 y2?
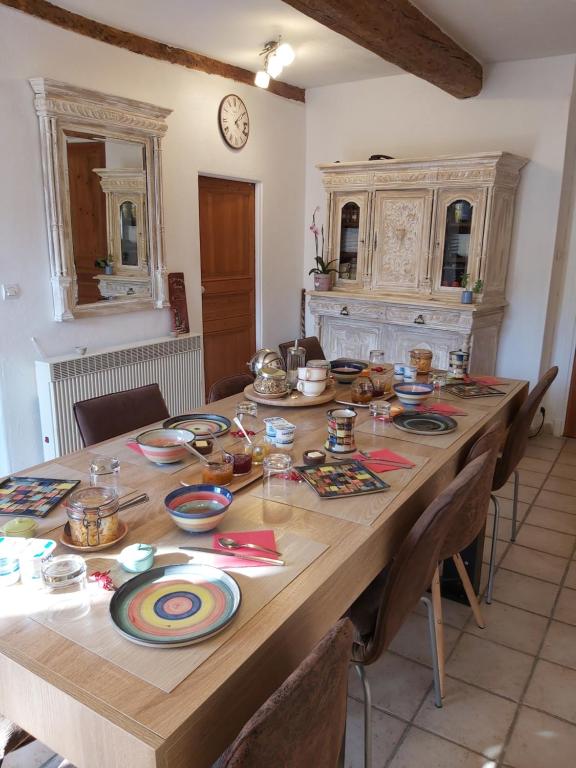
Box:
310 153 527 373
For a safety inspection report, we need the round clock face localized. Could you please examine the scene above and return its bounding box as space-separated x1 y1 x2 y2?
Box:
218 94 249 149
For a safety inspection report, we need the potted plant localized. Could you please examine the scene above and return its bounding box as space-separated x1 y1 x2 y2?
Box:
309 207 337 291
460 273 473 304
472 278 484 300
95 257 114 275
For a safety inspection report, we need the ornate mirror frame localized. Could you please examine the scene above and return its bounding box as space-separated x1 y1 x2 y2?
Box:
29 78 172 320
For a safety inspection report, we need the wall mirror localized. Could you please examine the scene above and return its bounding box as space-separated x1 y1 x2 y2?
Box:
30 78 172 320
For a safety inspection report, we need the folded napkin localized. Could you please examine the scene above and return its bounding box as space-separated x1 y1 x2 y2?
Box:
351 449 415 473
415 403 467 416
209 529 279 568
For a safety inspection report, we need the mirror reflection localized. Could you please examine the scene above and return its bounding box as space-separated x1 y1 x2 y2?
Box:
64 132 149 305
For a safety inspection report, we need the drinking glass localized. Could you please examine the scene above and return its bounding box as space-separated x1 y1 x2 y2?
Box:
429 371 447 399
41 554 90 621
369 350 389 397
89 455 120 492
235 401 259 436
263 453 293 501
369 401 392 424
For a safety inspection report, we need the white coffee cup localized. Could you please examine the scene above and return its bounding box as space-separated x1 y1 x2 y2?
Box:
297 366 327 382
297 378 327 397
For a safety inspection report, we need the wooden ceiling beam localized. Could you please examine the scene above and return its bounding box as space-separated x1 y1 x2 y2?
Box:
1 0 306 103
282 0 482 98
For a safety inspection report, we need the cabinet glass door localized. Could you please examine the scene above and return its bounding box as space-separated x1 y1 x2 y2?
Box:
331 192 369 287
440 199 472 287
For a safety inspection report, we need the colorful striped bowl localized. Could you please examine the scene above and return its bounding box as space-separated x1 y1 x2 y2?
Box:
165 485 233 533
136 428 195 464
393 383 434 408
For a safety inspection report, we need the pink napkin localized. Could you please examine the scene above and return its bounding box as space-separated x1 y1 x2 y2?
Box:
127 440 144 455
416 403 467 416
209 529 279 568
351 449 415 473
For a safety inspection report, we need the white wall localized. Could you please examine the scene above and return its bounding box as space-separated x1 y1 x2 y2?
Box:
304 57 576 416
0 7 305 472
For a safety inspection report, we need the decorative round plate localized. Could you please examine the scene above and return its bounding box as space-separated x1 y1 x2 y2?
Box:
163 414 231 437
109 563 241 648
60 520 129 552
393 413 458 435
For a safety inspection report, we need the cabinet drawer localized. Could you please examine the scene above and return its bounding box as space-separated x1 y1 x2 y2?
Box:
385 305 471 331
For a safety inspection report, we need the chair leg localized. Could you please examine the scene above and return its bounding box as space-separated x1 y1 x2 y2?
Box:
421 594 443 708
511 469 520 542
354 663 372 768
452 553 485 629
486 494 501 605
430 565 445 699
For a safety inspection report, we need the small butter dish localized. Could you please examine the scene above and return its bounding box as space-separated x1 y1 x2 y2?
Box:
119 543 154 573
192 438 213 456
302 449 326 467
1 517 38 538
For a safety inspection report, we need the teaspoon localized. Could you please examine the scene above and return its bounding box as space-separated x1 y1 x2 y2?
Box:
217 536 282 557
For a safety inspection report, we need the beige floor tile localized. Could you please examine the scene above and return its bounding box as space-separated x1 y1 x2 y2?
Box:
534 489 576 514
3 741 57 768
445 633 533 700
525 506 576 535
564 561 576 589
505 706 576 768
491 569 559 616
517 469 548 488
562 438 576 453
487 513 516 542
348 652 433 720
518 456 554 474
514 524 575 558
524 444 561 462
550 462 576 480
541 620 576 670
414 677 516 758
553 587 576 625
530 434 566 451
414 595 472 629
388 727 489 768
483 536 507 564
543 475 576 497
488 496 529 522
344 697 406 768
524 660 576 723
495 482 539 503
464 600 548 655
500 544 568 584
557 449 576 466
389 612 460 668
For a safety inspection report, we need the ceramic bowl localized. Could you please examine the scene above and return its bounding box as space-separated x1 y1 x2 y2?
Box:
393 383 434 408
330 360 364 384
164 484 233 533
136 428 195 464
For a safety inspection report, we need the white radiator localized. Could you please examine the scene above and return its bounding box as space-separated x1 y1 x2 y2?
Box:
35 334 204 460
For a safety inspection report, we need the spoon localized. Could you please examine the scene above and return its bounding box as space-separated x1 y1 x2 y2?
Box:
178 440 211 465
217 536 282 556
233 416 253 444
118 493 149 511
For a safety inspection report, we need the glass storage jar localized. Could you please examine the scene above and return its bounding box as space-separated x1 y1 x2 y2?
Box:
409 349 433 375
253 366 289 396
350 370 374 405
66 486 119 548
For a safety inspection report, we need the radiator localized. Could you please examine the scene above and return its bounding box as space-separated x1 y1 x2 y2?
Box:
35 334 204 460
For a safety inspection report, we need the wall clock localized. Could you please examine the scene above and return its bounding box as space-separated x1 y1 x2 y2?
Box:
218 94 249 149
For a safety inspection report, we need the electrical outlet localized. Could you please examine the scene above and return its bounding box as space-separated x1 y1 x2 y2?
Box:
1 284 20 300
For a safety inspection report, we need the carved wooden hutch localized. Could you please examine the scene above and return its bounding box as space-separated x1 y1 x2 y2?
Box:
308 152 527 373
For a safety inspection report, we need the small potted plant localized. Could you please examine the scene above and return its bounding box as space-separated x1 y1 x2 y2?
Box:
472 278 484 300
460 273 473 304
309 207 337 291
95 257 114 275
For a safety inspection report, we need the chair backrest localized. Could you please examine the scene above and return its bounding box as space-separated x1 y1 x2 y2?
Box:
213 618 353 768
207 373 255 403
278 336 326 365
73 383 169 446
438 421 503 560
352 450 494 666
0 715 32 762
493 366 558 489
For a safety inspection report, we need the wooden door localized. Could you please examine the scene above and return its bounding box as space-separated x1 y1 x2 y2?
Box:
199 176 255 394
67 141 108 304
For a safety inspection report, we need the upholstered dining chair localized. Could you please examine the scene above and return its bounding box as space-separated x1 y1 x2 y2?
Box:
73 383 169 446
212 618 353 768
488 367 558 549
207 373 255 403
278 336 326 365
348 448 497 768
0 715 33 767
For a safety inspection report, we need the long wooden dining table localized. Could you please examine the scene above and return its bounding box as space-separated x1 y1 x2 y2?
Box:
0 377 527 768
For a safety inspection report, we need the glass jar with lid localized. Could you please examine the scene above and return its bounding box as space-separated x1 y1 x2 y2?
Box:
66 486 119 548
350 369 374 405
253 365 289 397
409 348 433 375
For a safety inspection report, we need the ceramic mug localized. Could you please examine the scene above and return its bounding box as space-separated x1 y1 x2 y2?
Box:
325 408 357 453
307 359 331 372
297 378 327 397
403 364 418 383
297 366 327 382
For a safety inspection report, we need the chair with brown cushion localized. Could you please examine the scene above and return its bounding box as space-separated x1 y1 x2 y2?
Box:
0 715 34 767
212 618 353 768
207 373 255 403
73 383 169 447
278 336 326 365
348 447 497 768
489 367 558 546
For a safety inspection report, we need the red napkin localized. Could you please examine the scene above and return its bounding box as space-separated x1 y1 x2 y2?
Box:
209 529 279 568
352 449 415 473
416 403 467 416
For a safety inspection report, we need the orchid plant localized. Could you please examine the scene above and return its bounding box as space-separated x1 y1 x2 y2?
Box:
308 207 338 275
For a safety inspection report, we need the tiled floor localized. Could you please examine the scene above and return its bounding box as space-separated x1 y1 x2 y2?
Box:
5 436 576 768
345 433 576 768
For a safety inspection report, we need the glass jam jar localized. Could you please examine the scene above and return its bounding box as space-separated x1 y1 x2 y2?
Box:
253 366 289 396
66 487 119 548
202 454 234 486
350 370 374 404
409 348 433 375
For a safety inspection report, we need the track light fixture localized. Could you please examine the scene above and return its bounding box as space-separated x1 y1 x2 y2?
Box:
254 37 296 89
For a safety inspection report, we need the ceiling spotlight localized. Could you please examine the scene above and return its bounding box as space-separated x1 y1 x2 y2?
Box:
265 52 284 79
276 42 295 67
255 70 271 89
256 37 296 88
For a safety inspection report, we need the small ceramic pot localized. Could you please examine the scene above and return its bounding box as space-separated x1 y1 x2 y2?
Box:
314 273 332 291
297 366 327 381
461 290 473 304
325 408 357 454
297 378 327 397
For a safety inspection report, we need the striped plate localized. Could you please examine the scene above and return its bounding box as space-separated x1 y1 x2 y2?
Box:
163 414 231 437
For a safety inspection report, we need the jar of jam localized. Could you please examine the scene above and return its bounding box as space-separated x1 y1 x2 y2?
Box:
66 487 119 547
409 348 433 375
201 454 234 486
350 370 374 404
231 443 253 475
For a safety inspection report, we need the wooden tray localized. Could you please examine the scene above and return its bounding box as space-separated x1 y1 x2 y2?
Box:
179 462 264 492
243 384 336 408
60 520 129 552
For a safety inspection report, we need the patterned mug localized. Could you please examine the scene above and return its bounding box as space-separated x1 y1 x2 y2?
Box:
325 408 357 453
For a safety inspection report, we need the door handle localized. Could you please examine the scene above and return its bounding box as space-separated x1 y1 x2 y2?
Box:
340 306 349 316
414 314 425 325
201 285 205 294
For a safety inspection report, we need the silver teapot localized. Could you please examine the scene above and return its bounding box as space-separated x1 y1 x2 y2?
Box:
247 348 285 376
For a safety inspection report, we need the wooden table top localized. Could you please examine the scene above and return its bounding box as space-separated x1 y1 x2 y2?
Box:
0 379 527 768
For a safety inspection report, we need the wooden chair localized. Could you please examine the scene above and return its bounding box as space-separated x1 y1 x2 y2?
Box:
73 384 169 446
278 336 326 365
348 448 497 768
212 618 353 768
207 373 254 403
0 716 34 767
